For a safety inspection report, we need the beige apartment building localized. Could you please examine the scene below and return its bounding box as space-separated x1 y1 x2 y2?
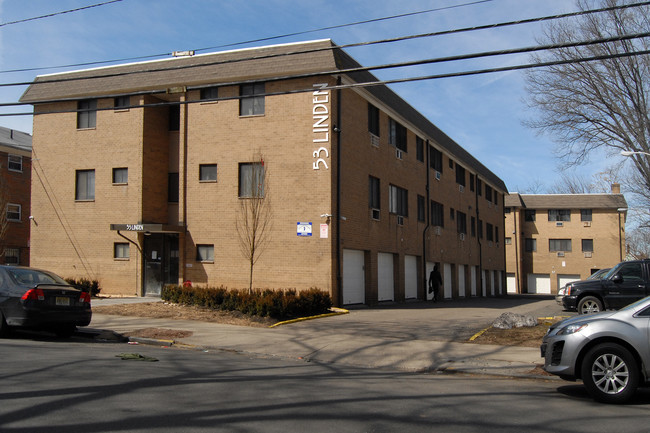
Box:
20 39 507 305
504 186 627 295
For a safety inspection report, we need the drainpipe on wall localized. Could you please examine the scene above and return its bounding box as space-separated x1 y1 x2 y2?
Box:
335 76 342 306
422 140 431 300
476 179 483 294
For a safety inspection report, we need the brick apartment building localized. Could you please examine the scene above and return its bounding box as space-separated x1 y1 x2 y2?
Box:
20 39 507 305
504 185 627 295
0 126 32 266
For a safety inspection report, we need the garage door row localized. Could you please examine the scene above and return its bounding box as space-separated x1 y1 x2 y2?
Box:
342 249 504 305
506 273 581 294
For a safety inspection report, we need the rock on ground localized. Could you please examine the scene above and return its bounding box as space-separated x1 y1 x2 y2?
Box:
492 312 537 329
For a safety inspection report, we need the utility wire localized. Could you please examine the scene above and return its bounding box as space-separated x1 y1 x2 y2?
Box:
1 0 648 88
3 0 648 77
1 29 647 107
0 0 493 74
2 46 648 117
0 0 123 28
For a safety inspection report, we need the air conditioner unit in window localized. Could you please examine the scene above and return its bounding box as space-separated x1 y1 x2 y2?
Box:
556 222 564 227
459 233 465 241
435 171 441 181
397 215 404 225
583 221 591 227
396 149 403 160
371 208 380 220
434 226 442 235
557 251 565 257
370 133 380 147
459 185 464 193
584 251 593 258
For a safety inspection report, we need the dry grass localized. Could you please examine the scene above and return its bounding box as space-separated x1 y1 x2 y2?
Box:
94 301 555 347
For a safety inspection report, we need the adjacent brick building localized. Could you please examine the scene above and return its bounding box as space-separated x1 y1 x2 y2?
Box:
0 126 32 266
504 186 627 295
20 39 507 305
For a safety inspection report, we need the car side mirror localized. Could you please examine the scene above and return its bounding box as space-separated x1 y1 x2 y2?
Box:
612 273 623 283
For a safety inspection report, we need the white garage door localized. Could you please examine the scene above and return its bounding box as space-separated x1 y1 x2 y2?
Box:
343 249 365 305
471 266 477 296
558 274 581 292
507 273 517 293
378 253 394 301
443 263 452 299
404 255 418 300
458 265 466 298
527 273 551 294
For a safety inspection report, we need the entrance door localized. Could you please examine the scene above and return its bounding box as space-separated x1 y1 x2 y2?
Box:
143 234 179 297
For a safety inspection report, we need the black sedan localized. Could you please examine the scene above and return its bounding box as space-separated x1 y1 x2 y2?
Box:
0 265 92 337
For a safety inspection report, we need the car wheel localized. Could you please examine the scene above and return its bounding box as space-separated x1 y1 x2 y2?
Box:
578 296 603 314
581 343 639 404
0 310 9 337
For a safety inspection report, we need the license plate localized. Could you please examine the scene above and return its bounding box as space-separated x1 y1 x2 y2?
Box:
56 297 70 306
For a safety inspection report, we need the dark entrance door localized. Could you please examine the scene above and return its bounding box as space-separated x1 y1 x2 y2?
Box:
143 234 179 297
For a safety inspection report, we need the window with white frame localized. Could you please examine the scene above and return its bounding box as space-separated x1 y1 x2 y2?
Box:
77 99 97 129
199 164 218 182
7 203 21 221
388 118 407 152
112 167 128 184
238 163 265 197
240 83 265 116
114 96 130 110
75 170 95 200
114 243 130 259
200 86 219 101
197 244 214 262
549 239 572 252
389 184 408 217
548 209 571 222
8 154 22 172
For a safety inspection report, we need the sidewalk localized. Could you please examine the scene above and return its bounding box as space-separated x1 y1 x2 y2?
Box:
85 296 558 379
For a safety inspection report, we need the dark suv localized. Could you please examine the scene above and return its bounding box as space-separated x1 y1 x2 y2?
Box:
562 259 650 314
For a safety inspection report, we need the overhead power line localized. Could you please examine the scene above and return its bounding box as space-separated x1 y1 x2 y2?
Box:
1 27 647 96
0 0 493 74
2 44 648 117
0 0 124 28
1 0 648 87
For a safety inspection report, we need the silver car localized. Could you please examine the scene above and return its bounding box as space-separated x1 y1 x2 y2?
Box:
541 296 650 403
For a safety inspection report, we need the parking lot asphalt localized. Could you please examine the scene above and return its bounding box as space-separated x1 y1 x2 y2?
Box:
85 294 572 378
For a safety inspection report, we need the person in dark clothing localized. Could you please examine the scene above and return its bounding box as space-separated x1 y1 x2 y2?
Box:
428 264 442 302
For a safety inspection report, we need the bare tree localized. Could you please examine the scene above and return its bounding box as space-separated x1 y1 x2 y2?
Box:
236 154 272 292
525 0 650 196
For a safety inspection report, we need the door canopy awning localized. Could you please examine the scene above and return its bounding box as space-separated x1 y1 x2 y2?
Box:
110 224 184 234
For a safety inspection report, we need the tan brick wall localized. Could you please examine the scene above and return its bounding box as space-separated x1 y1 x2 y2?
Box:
505 206 625 294
29 76 505 302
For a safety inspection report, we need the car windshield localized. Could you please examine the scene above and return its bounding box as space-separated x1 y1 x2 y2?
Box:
7 268 67 285
602 265 622 279
588 268 610 280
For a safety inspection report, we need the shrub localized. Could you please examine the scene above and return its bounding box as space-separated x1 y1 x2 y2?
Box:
65 277 101 297
161 285 332 321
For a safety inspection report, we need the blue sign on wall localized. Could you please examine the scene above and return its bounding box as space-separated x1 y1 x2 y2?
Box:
297 222 312 237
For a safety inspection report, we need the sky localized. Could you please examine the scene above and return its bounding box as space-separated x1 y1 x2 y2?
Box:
0 0 621 193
